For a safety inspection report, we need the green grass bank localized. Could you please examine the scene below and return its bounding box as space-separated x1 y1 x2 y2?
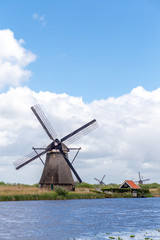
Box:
0 181 159 201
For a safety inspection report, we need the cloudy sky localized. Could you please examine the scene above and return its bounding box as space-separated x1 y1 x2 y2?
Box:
0 0 160 184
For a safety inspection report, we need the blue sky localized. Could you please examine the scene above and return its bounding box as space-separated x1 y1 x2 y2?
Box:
1 0 160 102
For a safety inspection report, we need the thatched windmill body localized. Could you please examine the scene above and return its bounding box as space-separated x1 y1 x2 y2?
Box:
13 104 98 190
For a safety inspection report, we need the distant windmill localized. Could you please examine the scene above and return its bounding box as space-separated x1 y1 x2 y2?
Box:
94 175 106 185
135 172 150 185
13 104 98 191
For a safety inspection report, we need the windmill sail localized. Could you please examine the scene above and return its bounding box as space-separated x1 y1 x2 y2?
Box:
94 175 106 184
59 147 82 182
61 119 98 145
13 148 48 170
135 172 150 184
101 175 106 183
31 104 57 141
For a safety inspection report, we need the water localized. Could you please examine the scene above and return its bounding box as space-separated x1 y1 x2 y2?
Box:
0 198 160 240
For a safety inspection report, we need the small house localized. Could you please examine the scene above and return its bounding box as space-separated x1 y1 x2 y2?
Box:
119 180 141 189
119 180 141 197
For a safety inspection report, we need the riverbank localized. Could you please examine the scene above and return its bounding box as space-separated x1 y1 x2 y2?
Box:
0 182 159 201
0 184 105 201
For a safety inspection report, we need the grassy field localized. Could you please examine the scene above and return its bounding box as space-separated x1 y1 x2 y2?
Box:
0 182 159 201
0 183 94 196
0 182 105 201
149 188 160 197
140 183 160 197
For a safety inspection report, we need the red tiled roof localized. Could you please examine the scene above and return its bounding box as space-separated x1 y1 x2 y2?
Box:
124 180 140 189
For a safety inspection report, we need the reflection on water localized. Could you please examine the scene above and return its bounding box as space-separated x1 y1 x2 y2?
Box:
0 198 160 239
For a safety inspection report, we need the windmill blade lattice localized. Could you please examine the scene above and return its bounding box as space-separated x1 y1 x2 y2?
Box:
94 178 101 183
142 179 150 182
13 148 48 170
61 119 98 145
31 104 57 141
94 175 106 184
138 172 142 180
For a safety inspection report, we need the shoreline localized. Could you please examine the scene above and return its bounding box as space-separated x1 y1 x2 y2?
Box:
0 183 159 201
0 192 105 201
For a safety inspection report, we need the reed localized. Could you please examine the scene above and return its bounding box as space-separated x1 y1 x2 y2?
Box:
0 185 49 196
0 182 159 201
67 192 105 199
0 192 105 201
0 193 58 201
0 184 106 201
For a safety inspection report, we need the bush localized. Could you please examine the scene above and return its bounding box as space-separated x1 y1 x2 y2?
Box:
75 182 94 188
105 183 120 188
54 186 68 197
32 183 39 188
0 181 6 186
142 183 160 189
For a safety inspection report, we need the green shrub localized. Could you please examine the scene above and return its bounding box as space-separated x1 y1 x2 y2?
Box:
105 183 120 188
140 183 160 189
75 182 94 188
32 183 39 188
0 181 6 186
54 186 68 196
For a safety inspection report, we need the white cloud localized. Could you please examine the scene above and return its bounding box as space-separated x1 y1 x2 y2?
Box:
0 29 158 184
1 86 160 185
32 13 47 26
0 29 36 90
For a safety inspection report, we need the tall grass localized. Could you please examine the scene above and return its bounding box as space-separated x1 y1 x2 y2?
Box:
0 193 58 201
141 182 160 189
0 183 106 201
0 181 159 201
0 192 105 201
0 185 47 196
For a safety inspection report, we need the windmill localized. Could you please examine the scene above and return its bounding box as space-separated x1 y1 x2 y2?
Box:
13 104 98 191
135 172 150 185
94 175 106 185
